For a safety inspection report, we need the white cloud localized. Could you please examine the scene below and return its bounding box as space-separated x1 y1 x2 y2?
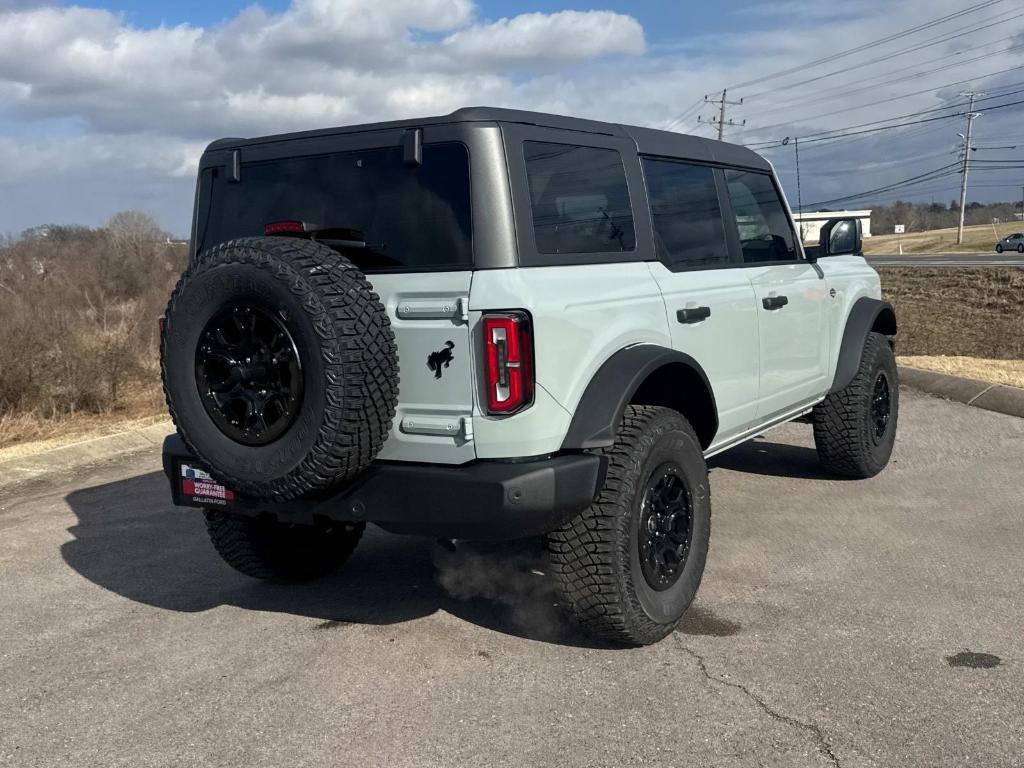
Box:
1 0 1023 235
442 10 645 67
0 2 643 141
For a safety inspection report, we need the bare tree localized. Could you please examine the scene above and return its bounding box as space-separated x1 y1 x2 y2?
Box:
105 211 167 255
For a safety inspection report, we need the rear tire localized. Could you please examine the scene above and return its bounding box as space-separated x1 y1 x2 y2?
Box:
205 511 364 583
548 406 711 646
813 331 898 478
1018 244 1023 254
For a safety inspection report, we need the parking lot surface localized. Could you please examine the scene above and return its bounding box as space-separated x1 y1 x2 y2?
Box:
2 389 1022 768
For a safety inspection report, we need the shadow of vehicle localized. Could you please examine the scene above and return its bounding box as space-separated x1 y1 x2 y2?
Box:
710 437 850 481
62 471 611 648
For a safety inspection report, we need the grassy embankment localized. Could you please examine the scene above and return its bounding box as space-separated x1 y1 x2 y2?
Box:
864 221 1022 255
879 267 1024 387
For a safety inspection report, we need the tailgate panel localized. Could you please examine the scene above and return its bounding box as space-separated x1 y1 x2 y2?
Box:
368 272 477 464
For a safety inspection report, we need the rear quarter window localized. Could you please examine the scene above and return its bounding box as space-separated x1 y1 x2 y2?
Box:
523 141 636 255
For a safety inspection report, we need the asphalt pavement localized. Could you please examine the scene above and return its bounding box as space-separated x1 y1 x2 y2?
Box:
2 389 1023 768
866 251 1024 267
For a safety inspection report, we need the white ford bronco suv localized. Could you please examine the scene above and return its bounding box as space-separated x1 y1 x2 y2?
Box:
160 107 898 646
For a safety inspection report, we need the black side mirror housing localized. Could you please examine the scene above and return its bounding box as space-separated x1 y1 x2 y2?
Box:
818 218 863 257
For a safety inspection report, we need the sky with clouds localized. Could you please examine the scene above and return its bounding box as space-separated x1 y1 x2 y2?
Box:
1 0 1023 236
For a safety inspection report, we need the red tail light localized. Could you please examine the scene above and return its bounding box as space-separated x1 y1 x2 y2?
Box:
264 220 306 235
482 312 534 414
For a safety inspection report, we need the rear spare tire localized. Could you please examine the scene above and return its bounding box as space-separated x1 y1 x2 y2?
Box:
161 237 399 501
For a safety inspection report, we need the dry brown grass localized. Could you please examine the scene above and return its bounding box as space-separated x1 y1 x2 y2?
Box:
0 218 185 451
865 221 1021 255
898 356 1024 389
878 268 1024 359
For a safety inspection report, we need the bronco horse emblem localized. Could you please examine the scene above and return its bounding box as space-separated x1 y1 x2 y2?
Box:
427 341 455 379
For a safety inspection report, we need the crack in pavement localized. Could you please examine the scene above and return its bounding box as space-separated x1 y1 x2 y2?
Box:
675 636 841 768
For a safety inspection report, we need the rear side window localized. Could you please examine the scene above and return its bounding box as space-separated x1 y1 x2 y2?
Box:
642 158 730 270
524 141 635 255
201 142 472 271
724 169 798 264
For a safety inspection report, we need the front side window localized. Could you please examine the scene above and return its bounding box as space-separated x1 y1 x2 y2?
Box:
642 158 730 270
524 141 635 254
724 169 798 264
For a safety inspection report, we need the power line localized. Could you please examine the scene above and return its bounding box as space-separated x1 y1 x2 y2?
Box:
750 82 1024 141
725 0 1007 91
742 6 1024 103
802 163 964 209
744 95 1024 150
660 97 705 132
745 59 1024 133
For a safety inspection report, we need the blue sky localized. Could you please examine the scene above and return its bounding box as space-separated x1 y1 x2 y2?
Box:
95 0 748 40
2 0 1023 235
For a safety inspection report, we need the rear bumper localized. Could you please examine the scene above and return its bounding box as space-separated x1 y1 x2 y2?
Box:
162 435 605 540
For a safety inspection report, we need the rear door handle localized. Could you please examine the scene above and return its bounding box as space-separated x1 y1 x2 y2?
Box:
677 306 711 324
762 295 789 311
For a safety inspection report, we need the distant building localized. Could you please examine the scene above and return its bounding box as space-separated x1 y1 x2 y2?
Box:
791 210 872 244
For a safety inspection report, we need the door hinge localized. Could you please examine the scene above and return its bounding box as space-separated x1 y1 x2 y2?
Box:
396 297 470 324
400 415 473 440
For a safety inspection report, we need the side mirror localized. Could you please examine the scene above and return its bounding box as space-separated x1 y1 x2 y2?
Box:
819 218 863 257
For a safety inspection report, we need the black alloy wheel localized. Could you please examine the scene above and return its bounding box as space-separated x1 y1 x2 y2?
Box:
195 304 304 446
638 464 694 591
870 372 892 444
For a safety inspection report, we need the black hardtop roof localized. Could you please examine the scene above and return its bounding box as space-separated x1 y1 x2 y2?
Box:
205 106 770 172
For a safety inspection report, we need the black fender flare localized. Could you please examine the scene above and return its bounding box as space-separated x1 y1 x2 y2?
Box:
560 345 717 450
830 297 897 394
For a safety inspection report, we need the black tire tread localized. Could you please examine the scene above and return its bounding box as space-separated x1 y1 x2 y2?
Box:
548 405 706 646
813 331 898 478
161 237 399 501
205 510 364 583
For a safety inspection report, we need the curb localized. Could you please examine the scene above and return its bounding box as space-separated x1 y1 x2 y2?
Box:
899 366 1024 419
0 421 173 494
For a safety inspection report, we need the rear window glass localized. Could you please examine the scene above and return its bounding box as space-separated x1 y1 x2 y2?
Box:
524 141 635 255
200 142 472 271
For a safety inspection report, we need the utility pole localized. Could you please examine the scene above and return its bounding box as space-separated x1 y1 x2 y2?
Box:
698 89 745 140
956 91 984 245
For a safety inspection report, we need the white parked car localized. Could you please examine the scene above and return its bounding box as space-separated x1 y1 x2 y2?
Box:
159 107 898 646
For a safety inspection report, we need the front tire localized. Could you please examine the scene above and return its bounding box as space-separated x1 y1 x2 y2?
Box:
813 331 898 478
548 406 711 646
995 244 1003 253
205 511 364 583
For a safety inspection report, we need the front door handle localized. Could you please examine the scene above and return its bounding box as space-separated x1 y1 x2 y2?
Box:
677 306 711 324
762 295 789 311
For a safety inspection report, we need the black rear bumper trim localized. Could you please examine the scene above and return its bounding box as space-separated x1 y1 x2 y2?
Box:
162 435 605 540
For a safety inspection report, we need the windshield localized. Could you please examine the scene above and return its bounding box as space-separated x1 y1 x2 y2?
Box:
198 142 472 271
